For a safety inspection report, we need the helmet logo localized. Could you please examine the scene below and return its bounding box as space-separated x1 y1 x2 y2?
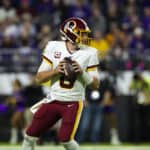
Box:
64 21 76 32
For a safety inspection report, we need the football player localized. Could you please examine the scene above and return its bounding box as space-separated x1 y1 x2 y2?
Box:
21 17 100 150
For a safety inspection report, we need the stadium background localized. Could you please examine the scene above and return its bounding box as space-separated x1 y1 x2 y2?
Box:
0 0 149 147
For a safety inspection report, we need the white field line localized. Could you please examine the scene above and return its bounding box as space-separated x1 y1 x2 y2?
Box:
0 145 150 150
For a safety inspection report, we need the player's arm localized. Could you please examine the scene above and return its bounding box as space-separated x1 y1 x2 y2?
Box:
89 75 100 89
83 66 100 89
35 59 65 84
72 61 100 89
35 41 68 84
86 49 100 89
72 49 100 89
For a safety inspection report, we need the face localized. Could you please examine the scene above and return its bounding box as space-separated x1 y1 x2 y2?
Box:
78 31 91 45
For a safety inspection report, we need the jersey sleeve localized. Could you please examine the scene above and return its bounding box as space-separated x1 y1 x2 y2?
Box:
38 60 52 72
42 41 54 67
86 49 100 79
87 49 99 68
38 42 54 72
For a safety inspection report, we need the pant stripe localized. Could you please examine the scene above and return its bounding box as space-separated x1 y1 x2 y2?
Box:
70 101 83 140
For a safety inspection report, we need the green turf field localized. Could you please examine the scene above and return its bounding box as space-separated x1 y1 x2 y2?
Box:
0 144 150 150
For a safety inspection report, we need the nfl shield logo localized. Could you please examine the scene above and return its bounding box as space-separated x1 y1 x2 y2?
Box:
54 51 61 58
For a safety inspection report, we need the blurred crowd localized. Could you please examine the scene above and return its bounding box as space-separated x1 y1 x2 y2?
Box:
0 0 149 72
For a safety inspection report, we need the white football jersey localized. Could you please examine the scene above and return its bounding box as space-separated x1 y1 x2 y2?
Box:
38 41 99 102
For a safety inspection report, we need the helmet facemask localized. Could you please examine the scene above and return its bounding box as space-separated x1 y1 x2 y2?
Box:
75 29 91 46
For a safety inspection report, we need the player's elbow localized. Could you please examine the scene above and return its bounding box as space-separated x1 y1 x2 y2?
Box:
35 76 41 85
35 73 43 84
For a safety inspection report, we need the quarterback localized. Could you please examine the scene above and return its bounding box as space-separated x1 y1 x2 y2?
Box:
21 17 100 150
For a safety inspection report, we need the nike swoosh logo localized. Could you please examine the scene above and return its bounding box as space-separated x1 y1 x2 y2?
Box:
68 104 74 107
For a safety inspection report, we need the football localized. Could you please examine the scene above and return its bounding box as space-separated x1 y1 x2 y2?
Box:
63 57 77 82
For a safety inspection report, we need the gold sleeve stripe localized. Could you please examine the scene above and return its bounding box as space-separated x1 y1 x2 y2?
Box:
87 67 96 71
86 64 99 72
42 55 53 66
70 101 83 140
41 80 51 86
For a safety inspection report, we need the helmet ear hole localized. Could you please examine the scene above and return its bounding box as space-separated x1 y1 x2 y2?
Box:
69 21 76 29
